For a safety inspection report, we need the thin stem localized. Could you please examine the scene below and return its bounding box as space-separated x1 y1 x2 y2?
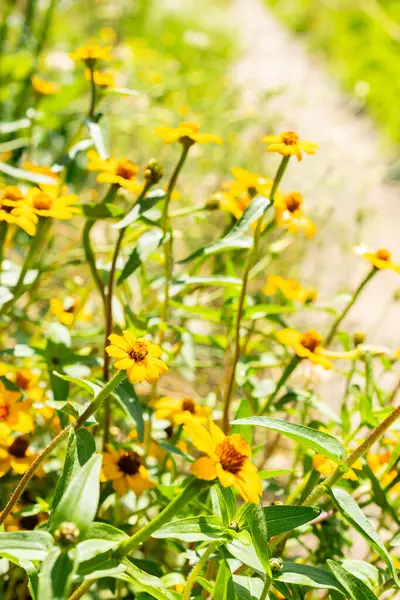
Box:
0 370 126 526
82 220 106 304
0 222 8 283
182 541 219 600
87 62 97 121
259 573 273 600
324 268 376 346
257 355 301 416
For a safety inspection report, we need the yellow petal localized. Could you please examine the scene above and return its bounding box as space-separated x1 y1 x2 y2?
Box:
190 457 217 481
184 420 215 454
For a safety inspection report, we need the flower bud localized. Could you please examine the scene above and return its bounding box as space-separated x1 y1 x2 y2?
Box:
205 192 222 211
353 331 366 346
269 557 283 574
144 159 163 184
54 522 80 546
228 520 239 532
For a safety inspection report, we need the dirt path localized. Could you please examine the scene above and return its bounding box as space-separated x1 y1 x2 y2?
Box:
230 0 400 345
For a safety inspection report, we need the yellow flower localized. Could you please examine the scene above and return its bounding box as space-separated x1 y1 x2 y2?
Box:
22 162 60 183
5 507 48 531
355 245 400 273
87 150 141 192
49 297 89 326
274 191 316 238
184 419 262 503
26 185 80 220
276 328 332 369
105 331 168 385
69 44 114 63
101 447 155 497
313 454 362 481
0 435 38 478
220 167 273 219
0 186 38 236
0 381 34 434
153 396 211 425
367 451 391 472
0 367 44 403
262 131 319 162
31 75 58 96
85 69 116 88
262 275 317 303
155 122 223 146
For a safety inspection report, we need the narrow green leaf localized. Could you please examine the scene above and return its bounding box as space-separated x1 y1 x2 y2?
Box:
125 562 181 599
0 531 54 562
245 503 271 574
0 160 57 184
82 202 124 219
52 371 102 397
112 379 144 441
114 188 166 229
174 275 242 288
152 516 227 542
0 117 30 134
117 229 163 285
211 483 237 526
179 236 253 263
328 560 379 599
214 555 237 600
275 561 344 592
85 120 108 159
233 575 264 600
38 548 77 600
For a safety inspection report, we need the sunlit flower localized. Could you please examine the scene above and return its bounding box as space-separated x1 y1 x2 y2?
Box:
101 447 155 496
85 69 116 88
262 131 318 161
26 185 80 219
5 507 48 531
0 186 38 235
32 75 58 96
0 436 39 478
105 331 168 385
220 167 273 219
69 44 114 63
274 191 316 238
153 396 211 425
276 328 332 369
155 122 223 146
50 297 90 325
0 381 33 434
2 367 44 403
313 454 362 481
355 245 400 273
367 451 391 472
22 162 60 183
184 419 262 503
262 275 317 303
87 150 141 192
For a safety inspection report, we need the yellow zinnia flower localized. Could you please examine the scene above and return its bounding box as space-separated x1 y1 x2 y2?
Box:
276 328 332 369
355 245 400 273
0 381 33 434
105 331 168 385
155 122 223 146
367 451 391 472
0 367 44 403
153 396 211 425
262 275 317 303
32 75 58 96
69 43 114 63
26 185 80 220
87 150 141 192
219 167 274 219
85 69 115 88
274 191 316 238
0 435 39 478
184 419 262 503
0 186 38 236
262 131 319 162
313 454 362 481
49 297 90 326
101 447 155 497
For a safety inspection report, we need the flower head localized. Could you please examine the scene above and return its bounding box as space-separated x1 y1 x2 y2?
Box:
313 454 362 481
85 69 115 88
50 297 89 326
87 150 141 192
0 186 38 235
262 275 317 303
32 76 58 96
220 167 273 219
0 381 33 434
0 435 38 478
105 331 168 385
101 447 155 496
274 191 316 238
276 328 332 369
153 396 211 425
26 185 80 220
69 44 113 63
263 131 318 161
355 245 400 273
155 122 223 146
184 419 262 503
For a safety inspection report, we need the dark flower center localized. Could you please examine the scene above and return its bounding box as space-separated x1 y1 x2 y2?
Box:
181 398 196 413
20 514 40 530
0 402 9 421
117 450 142 475
284 194 302 213
300 332 320 352
15 372 32 390
9 436 29 458
216 439 247 474
128 342 148 363
116 160 138 180
281 131 299 145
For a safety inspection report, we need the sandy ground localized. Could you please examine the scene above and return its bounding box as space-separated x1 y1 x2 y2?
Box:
230 0 400 347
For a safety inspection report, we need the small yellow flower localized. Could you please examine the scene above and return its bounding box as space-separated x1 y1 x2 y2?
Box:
31 75 58 96
69 44 114 63
26 185 80 220
220 167 274 219
262 275 317 303
262 131 319 161
0 380 34 434
101 447 155 497
153 396 211 425
155 122 223 146
85 69 116 88
274 191 316 238
0 435 39 478
184 419 262 504
276 328 332 369
87 150 141 192
313 454 362 481
367 451 391 472
0 186 38 236
355 245 400 273
105 331 168 385
5 507 48 531
49 297 89 326
2 368 44 403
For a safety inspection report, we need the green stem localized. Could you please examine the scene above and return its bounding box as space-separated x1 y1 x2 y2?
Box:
0 222 8 283
0 370 126 526
324 268 376 346
82 220 106 305
182 541 219 600
259 573 273 600
257 355 301 416
87 62 97 120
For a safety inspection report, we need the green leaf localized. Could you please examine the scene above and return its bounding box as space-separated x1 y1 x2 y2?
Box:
85 120 108 159
328 560 379 599
174 275 242 288
82 202 125 219
105 87 139 97
117 229 163 285
38 548 77 600
152 516 228 542
245 503 271 574
214 555 237 600
330 487 400 584
211 483 237 526
228 195 271 235
114 188 166 229
0 531 54 562
265 505 321 537
226 538 264 573
77 523 128 563
52 371 103 397
49 453 102 537
112 379 144 441
340 560 380 588
233 575 264 600
244 304 296 319
179 236 253 263
0 160 57 184
0 117 30 134
231 399 252 445
84 522 129 542
125 562 181 599
275 561 344 592
67 139 93 159
232 416 346 462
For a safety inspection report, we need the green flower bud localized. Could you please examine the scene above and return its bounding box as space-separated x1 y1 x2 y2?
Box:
54 522 80 546
144 159 163 184
269 557 283 574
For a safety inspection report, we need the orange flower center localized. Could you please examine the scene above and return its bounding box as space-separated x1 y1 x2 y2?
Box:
0 201 14 214
128 341 149 363
8 436 29 458
284 193 302 213
375 248 391 262
300 331 321 352
116 160 138 181
33 193 52 211
117 450 142 475
0 401 9 421
181 398 196 413
281 131 299 145
216 437 248 474
15 371 32 390
3 187 23 201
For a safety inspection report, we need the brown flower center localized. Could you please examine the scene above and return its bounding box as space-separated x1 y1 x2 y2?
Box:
116 160 138 181
20 514 40 530
181 398 196 413
128 341 149 363
248 186 257 198
0 401 9 421
15 371 32 390
281 131 299 145
375 248 391 262
284 193 302 213
0 202 13 214
8 436 29 458
4 187 24 202
33 193 52 211
216 437 247 474
117 450 142 475
300 331 321 352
